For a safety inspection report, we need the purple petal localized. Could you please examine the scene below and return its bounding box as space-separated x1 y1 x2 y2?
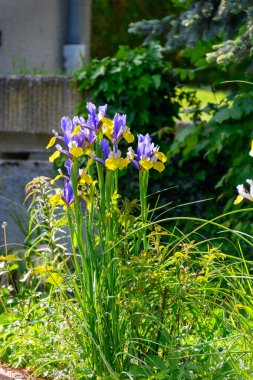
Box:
64 159 72 177
73 116 86 127
137 133 153 161
100 139 110 159
86 102 96 114
113 113 126 142
98 104 107 118
93 157 105 166
130 158 141 170
62 180 74 206
61 117 73 146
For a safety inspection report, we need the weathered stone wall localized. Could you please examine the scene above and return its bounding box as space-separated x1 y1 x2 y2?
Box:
0 75 80 250
0 75 80 153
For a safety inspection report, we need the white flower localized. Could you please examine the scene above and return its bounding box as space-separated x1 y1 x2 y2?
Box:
246 179 253 197
234 181 253 205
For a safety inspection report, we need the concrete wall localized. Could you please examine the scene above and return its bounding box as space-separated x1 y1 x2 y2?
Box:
0 74 81 250
0 0 67 74
0 75 80 154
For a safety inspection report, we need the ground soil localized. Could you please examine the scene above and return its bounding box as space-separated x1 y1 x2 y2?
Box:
0 364 45 379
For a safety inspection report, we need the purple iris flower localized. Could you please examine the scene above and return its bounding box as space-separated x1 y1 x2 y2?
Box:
52 115 97 159
61 117 85 148
127 134 157 170
86 102 107 132
112 113 127 144
62 180 74 206
137 134 154 161
73 116 96 146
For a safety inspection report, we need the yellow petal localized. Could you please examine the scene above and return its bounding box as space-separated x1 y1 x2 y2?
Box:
49 151 60 162
50 174 62 184
250 140 253 157
234 194 244 205
80 173 93 184
123 131 134 143
104 126 114 140
139 159 153 170
71 125 81 137
69 147 84 158
84 147 93 155
46 136 56 149
102 117 114 127
105 157 118 171
156 151 167 163
118 157 130 170
152 161 165 172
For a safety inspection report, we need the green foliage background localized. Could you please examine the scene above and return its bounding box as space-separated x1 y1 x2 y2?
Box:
74 0 253 238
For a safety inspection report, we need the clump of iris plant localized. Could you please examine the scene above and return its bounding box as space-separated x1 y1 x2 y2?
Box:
42 102 168 375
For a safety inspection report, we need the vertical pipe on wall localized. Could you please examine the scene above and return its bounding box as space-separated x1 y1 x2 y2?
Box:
63 0 90 72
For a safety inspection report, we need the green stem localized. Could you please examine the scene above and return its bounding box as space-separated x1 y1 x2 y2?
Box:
105 170 114 246
95 137 106 229
114 169 118 194
139 170 149 251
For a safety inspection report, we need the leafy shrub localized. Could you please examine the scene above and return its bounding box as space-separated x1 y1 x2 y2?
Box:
75 42 180 138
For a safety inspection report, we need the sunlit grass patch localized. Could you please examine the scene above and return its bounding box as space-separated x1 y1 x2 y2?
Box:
176 86 228 122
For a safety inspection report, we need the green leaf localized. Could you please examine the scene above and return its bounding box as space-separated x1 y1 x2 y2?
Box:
213 105 243 123
152 74 161 89
213 107 232 123
8 264 19 272
146 355 166 371
229 106 243 120
91 64 106 80
129 366 149 377
175 125 199 143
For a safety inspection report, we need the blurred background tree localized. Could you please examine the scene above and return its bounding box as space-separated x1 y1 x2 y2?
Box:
91 0 181 58
129 0 253 81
